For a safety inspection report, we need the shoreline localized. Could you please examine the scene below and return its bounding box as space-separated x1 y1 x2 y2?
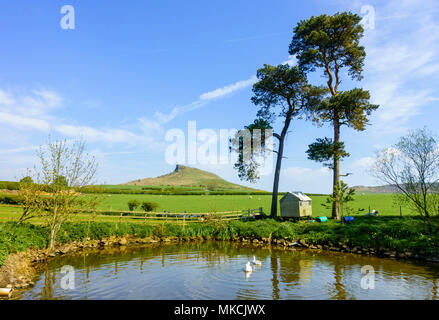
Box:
2 233 439 297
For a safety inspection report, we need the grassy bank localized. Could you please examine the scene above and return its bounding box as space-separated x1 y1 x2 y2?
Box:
1 216 438 268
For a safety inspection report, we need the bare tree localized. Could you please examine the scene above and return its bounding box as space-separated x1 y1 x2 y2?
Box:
372 128 439 233
18 138 98 249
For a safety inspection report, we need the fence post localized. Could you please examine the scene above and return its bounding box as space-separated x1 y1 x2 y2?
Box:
400 206 402 218
144 213 147 224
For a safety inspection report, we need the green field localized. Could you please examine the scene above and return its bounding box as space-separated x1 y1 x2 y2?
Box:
91 193 412 216
0 193 416 225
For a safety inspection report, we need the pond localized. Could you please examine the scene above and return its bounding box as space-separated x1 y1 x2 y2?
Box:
14 242 439 300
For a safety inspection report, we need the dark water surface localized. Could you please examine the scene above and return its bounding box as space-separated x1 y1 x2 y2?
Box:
14 242 439 300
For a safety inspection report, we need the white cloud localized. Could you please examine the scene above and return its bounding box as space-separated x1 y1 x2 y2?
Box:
0 90 15 106
199 76 257 101
351 156 374 169
363 0 439 133
153 76 257 125
0 145 40 155
282 55 297 66
0 88 167 151
0 89 62 130
153 100 207 124
0 111 50 131
54 124 136 143
280 167 332 193
155 56 296 124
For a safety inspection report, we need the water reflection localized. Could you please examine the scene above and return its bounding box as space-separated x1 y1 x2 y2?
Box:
14 242 439 300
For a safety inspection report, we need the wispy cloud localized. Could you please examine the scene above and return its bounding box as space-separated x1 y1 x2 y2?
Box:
350 156 374 169
0 88 166 150
154 56 297 125
0 111 50 131
363 0 439 133
199 76 257 101
153 76 258 125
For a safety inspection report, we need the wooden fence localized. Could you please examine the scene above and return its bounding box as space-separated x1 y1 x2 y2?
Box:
0 203 264 224
95 207 264 223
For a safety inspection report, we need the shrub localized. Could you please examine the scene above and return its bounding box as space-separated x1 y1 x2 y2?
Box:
19 176 34 184
0 193 25 205
0 222 49 267
127 199 140 211
141 201 159 212
0 181 19 191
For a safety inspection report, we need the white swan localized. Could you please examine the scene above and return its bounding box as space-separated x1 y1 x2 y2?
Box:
252 256 262 266
244 261 253 272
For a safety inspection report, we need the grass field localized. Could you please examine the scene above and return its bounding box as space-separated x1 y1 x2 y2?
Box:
0 193 415 225
95 193 412 216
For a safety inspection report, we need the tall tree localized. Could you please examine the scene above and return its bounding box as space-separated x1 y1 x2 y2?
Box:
289 12 378 219
231 64 325 218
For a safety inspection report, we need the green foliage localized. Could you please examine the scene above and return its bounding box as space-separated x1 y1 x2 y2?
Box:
1 216 438 267
289 12 379 219
141 201 159 212
0 193 25 205
324 181 356 216
315 89 379 130
306 137 349 168
289 12 365 80
127 199 140 211
53 175 69 188
251 65 325 121
232 63 327 218
78 185 268 196
231 119 273 183
20 176 34 184
0 181 19 191
0 222 49 266
57 222 155 242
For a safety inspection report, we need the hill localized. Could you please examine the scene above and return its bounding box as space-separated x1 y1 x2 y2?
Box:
352 185 399 193
125 165 256 191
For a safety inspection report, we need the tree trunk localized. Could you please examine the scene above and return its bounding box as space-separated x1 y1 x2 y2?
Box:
270 137 285 218
332 118 341 220
49 227 57 251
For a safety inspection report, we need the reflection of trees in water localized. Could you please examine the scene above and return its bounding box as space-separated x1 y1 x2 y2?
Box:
41 267 67 300
278 252 313 286
432 279 438 300
33 243 439 300
46 242 274 274
331 264 348 300
41 268 53 300
270 254 280 300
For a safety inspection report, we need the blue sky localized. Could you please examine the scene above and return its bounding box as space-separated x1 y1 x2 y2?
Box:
0 0 438 193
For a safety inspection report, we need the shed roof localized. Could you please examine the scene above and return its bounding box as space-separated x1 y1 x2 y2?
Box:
282 191 312 201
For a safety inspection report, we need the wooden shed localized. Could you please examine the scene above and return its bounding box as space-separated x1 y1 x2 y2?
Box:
280 192 312 218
